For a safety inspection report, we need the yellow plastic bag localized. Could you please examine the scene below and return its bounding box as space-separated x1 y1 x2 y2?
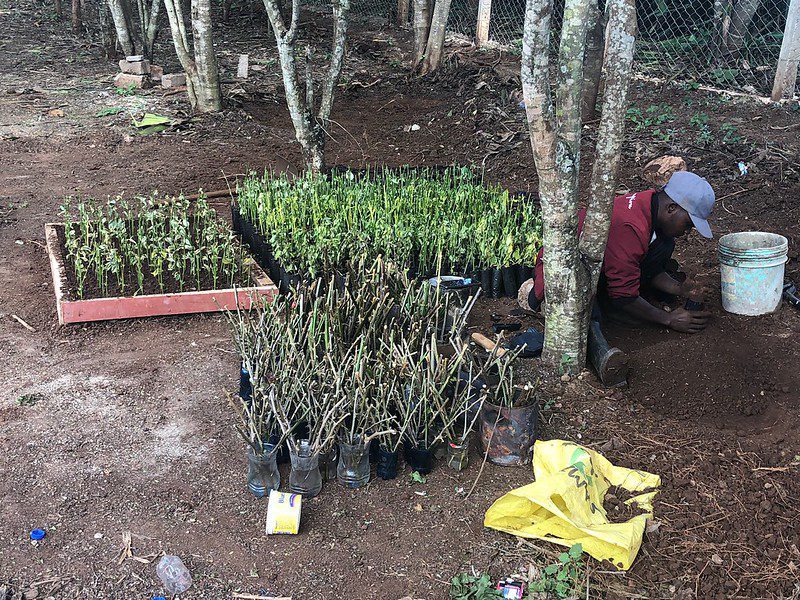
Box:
484 439 660 570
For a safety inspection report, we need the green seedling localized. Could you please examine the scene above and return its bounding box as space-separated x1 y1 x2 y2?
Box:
721 123 744 144
449 572 502 599
235 167 542 280
95 107 126 118
115 84 137 96
528 543 585 599
17 393 43 407
410 471 427 484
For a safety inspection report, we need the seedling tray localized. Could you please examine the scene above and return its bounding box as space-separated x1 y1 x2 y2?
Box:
231 204 534 298
45 223 277 324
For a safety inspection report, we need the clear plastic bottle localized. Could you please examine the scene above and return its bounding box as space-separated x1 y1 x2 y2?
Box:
288 440 323 497
337 437 371 488
247 444 280 498
156 555 192 595
446 438 470 471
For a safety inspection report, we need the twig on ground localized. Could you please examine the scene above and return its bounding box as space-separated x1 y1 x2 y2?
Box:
11 314 36 332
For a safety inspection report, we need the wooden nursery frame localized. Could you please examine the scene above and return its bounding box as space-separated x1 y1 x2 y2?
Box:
45 223 278 324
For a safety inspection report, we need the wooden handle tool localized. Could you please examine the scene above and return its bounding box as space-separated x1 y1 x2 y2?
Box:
470 332 507 358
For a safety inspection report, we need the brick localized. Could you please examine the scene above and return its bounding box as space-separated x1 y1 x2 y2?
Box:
113 73 148 89
161 72 187 88
149 64 164 82
119 58 150 75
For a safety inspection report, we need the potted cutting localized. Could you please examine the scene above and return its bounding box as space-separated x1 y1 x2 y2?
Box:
431 345 488 471
334 341 396 489
477 345 539 467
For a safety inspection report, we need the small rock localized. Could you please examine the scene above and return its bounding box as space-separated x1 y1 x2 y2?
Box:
161 72 187 88
125 54 144 62
94 532 103 539
113 73 148 89
150 64 164 82
24 589 38 600
560 374 570 383
711 553 723 565
119 58 151 75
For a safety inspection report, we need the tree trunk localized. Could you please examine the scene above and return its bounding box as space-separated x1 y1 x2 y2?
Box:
71 0 82 31
397 0 410 25
55 0 63 19
262 0 351 172
578 0 636 339
143 0 161 58
727 0 761 51
771 0 800 100
163 0 221 112
99 0 116 57
108 0 136 56
581 1 603 122
522 0 636 374
419 0 452 74
191 0 222 112
222 0 232 21
412 0 431 65
712 0 731 59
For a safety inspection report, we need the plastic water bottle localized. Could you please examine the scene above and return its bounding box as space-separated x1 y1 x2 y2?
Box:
156 555 192 594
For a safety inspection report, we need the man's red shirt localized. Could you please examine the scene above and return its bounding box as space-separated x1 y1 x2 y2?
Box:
533 190 656 302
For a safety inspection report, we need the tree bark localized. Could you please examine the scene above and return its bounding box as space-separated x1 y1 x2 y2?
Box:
72 0 82 31
262 0 351 172
163 0 221 112
191 0 222 111
712 0 731 59
55 0 63 19
419 0 452 74
771 0 800 100
581 1 603 122
143 0 161 59
578 0 636 339
727 0 761 51
412 0 431 65
108 0 136 56
522 0 636 373
398 0 410 25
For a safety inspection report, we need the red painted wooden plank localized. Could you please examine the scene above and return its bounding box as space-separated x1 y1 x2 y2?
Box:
59 287 276 323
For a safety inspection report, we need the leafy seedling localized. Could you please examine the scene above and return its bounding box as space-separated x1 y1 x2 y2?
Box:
528 543 585 599
115 84 137 97
410 471 427 484
17 393 43 407
96 107 126 118
721 123 744 145
449 572 502 599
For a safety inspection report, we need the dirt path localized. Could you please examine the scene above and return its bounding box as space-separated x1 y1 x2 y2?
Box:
2 2 800 598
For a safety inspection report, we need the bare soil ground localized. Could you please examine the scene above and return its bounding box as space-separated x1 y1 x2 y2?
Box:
2 2 800 599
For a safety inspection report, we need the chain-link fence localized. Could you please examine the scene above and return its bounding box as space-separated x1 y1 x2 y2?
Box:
338 0 796 96
479 0 793 96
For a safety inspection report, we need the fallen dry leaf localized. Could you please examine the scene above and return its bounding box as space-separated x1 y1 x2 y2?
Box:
47 108 65 117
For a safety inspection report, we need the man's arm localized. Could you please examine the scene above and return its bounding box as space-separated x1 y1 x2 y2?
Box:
649 271 682 296
619 296 711 333
650 272 705 299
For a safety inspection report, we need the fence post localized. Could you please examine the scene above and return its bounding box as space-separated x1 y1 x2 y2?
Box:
476 0 492 46
397 0 409 26
771 0 800 100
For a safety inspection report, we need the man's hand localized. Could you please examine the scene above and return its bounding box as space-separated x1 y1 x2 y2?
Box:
667 307 712 333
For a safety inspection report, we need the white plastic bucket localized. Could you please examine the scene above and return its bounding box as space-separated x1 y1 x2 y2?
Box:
718 231 788 316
